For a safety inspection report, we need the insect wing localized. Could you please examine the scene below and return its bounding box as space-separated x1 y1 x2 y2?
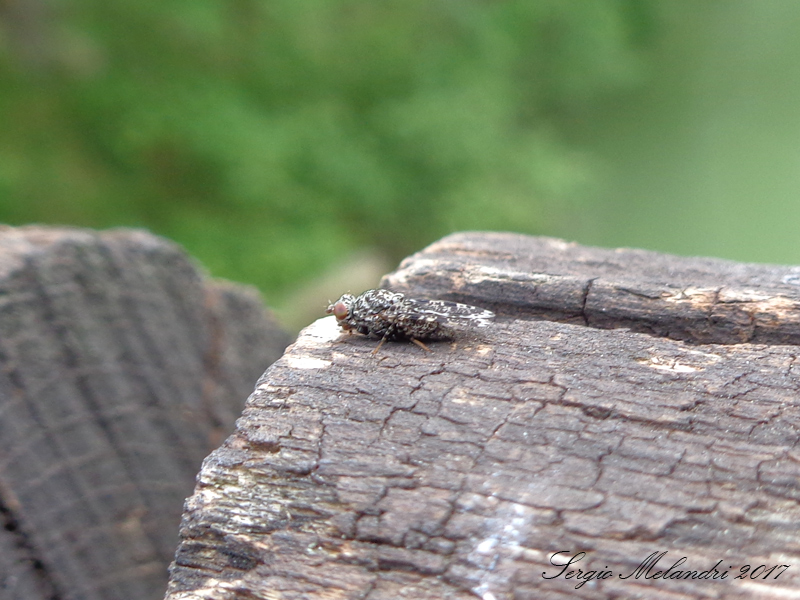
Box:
400 298 495 328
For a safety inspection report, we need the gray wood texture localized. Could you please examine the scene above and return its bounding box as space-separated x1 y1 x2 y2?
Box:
0 227 290 600
166 232 800 600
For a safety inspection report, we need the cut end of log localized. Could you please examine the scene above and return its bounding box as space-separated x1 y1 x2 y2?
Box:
0 226 291 600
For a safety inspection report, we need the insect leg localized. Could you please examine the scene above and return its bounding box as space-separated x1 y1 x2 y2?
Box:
371 323 396 355
371 336 388 355
410 338 432 352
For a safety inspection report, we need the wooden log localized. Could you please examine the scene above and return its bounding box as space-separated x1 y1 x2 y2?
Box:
0 227 291 600
166 232 800 600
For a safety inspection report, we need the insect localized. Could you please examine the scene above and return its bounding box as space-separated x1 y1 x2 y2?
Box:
326 288 495 353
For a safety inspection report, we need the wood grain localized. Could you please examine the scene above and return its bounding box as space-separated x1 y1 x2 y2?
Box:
0 227 290 600
166 233 800 600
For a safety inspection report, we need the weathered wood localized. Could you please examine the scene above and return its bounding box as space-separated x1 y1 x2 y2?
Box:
384 232 800 345
0 227 291 600
166 232 800 600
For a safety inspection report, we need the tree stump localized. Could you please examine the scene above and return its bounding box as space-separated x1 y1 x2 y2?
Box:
166 232 800 600
0 227 291 600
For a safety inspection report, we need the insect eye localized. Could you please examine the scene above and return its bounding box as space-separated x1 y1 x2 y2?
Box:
332 301 349 320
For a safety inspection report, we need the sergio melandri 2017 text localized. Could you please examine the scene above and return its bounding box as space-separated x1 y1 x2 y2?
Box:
542 551 791 590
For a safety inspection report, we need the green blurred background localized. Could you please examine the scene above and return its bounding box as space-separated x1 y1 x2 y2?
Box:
2 0 800 331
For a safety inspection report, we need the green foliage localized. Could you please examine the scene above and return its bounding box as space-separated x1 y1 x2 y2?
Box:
0 0 649 303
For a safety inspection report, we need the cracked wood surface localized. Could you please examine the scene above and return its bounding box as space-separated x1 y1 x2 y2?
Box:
166 233 800 600
0 227 291 600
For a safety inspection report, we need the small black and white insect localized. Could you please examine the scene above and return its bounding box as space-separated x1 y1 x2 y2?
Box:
326 288 495 353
